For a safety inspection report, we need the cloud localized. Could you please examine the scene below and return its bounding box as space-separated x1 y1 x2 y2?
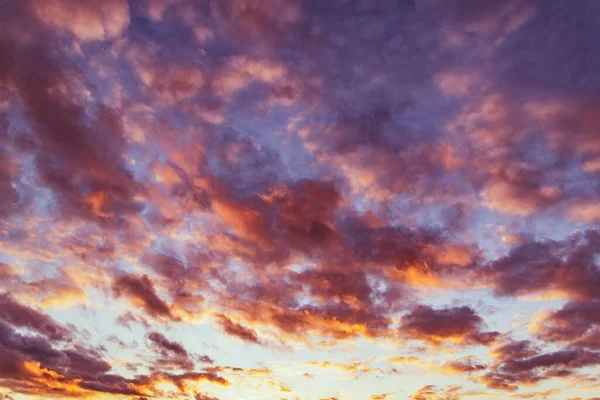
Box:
0 296 177 398
305 360 387 377
371 393 393 400
112 274 178 321
215 314 261 345
145 331 196 371
195 393 220 400
0 148 21 217
409 385 464 400
0 293 70 341
533 301 600 349
512 388 561 399
479 340 600 391
399 305 499 346
439 357 487 375
147 332 188 356
2 0 600 398
567 201 600 224
30 0 129 41
482 229 600 300
1 0 143 228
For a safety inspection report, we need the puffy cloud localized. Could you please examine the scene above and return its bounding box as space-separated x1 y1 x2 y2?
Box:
481 177 561 217
567 202 600 224
399 305 499 346
533 301 600 349
479 340 600 391
0 264 18 281
1 1 143 229
482 230 600 300
30 0 129 41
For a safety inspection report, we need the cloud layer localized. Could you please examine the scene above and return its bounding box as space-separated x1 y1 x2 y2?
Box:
1 0 600 399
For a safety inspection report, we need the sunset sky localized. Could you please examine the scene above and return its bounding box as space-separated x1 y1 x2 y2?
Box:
1 1 600 399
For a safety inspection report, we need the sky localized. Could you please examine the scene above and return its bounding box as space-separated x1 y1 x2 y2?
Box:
1 0 600 399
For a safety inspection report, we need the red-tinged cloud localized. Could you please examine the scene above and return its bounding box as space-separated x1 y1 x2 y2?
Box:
399 305 499 346
0 149 21 217
439 357 487 375
142 253 188 280
126 44 205 105
0 296 142 397
0 264 17 281
1 0 143 229
160 371 230 391
206 212 471 342
0 299 229 398
195 393 220 400
479 340 600 391
112 274 179 321
218 288 394 342
0 293 70 341
208 178 341 261
482 230 600 300
147 331 188 356
197 355 214 364
534 301 600 349
409 385 464 400
215 314 261 345
29 0 129 41
480 170 562 217
370 394 392 400
145 330 196 371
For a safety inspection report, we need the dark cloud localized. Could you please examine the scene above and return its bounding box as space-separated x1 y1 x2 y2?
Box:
399 305 499 346
0 293 70 341
480 340 600 391
142 253 187 279
0 297 146 397
112 274 178 321
482 230 600 300
0 0 143 229
198 355 215 364
535 301 600 349
146 331 195 371
0 304 227 398
215 314 261 345
0 149 21 218
147 331 188 356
